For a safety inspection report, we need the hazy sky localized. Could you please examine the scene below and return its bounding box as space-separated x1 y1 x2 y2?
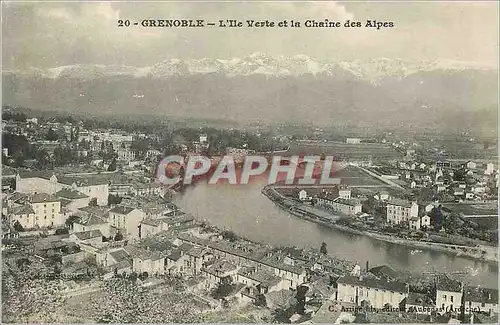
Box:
2 1 499 69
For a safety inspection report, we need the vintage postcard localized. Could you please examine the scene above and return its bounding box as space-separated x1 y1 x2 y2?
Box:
1 1 498 324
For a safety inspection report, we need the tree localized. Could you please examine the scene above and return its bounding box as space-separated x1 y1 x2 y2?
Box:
46 128 59 141
65 215 80 229
88 197 98 207
254 294 267 307
221 230 238 242
12 220 24 232
114 232 124 241
108 158 117 171
211 276 236 299
55 228 69 235
320 242 328 255
108 194 122 205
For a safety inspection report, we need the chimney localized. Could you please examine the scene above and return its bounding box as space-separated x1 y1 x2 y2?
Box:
366 261 369 272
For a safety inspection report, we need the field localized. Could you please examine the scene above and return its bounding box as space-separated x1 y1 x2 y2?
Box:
286 141 401 160
442 203 498 216
334 165 390 187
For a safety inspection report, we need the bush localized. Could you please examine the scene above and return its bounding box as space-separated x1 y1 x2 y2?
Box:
55 228 69 235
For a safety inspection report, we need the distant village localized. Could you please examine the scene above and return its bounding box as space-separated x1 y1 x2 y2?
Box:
1 111 498 323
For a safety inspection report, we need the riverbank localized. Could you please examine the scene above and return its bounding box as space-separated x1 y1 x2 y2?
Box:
262 186 498 264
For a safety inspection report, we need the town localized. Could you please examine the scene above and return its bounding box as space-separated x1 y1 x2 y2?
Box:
1 107 498 323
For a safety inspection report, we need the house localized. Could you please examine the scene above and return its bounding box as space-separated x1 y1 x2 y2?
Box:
465 191 474 200
15 171 60 195
139 218 169 239
236 266 289 294
326 198 362 216
464 286 498 315
386 199 419 225
132 250 167 276
368 265 399 281
484 163 495 175
336 275 408 309
57 176 109 206
16 172 109 206
346 138 361 144
466 161 477 169
421 215 431 228
30 193 63 228
298 189 308 201
8 204 35 229
374 191 390 201
409 217 421 230
435 275 463 312
130 182 164 197
69 229 103 247
55 189 90 212
201 259 240 289
108 205 146 240
73 214 110 237
405 292 434 314
453 188 465 196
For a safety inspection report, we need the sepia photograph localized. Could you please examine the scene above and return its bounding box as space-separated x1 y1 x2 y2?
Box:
1 1 499 324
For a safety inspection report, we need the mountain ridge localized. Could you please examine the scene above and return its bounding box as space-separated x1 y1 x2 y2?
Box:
3 54 497 84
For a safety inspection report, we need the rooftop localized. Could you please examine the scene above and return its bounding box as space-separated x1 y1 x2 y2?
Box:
31 193 60 204
109 205 135 215
337 275 407 293
387 198 414 208
436 275 462 293
72 229 103 241
464 286 499 304
55 188 89 199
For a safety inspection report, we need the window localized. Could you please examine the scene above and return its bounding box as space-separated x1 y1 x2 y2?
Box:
481 302 485 307
450 296 453 303
443 295 447 301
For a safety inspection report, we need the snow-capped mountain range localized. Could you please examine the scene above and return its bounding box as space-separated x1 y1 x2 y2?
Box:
4 53 496 84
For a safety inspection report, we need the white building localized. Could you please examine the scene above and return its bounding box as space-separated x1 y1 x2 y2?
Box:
16 172 109 206
386 199 419 225
336 275 408 309
435 275 463 312
9 193 63 229
346 138 361 144
108 205 146 240
464 286 498 315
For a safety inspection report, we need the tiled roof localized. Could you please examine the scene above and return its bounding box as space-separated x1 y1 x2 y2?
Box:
57 175 109 187
436 275 462 293
12 204 35 215
368 265 398 280
337 275 407 293
109 249 131 263
465 286 498 304
76 214 107 226
56 188 89 199
387 198 413 208
31 193 60 204
109 205 135 215
178 242 194 253
238 266 281 288
141 218 162 227
73 229 103 241
17 171 55 180
167 249 182 261
406 292 434 307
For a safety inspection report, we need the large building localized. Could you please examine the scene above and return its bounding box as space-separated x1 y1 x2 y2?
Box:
435 275 463 312
16 172 109 206
386 199 419 225
8 193 62 229
336 275 408 309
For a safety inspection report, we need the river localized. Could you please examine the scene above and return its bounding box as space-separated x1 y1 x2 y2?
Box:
173 179 498 288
